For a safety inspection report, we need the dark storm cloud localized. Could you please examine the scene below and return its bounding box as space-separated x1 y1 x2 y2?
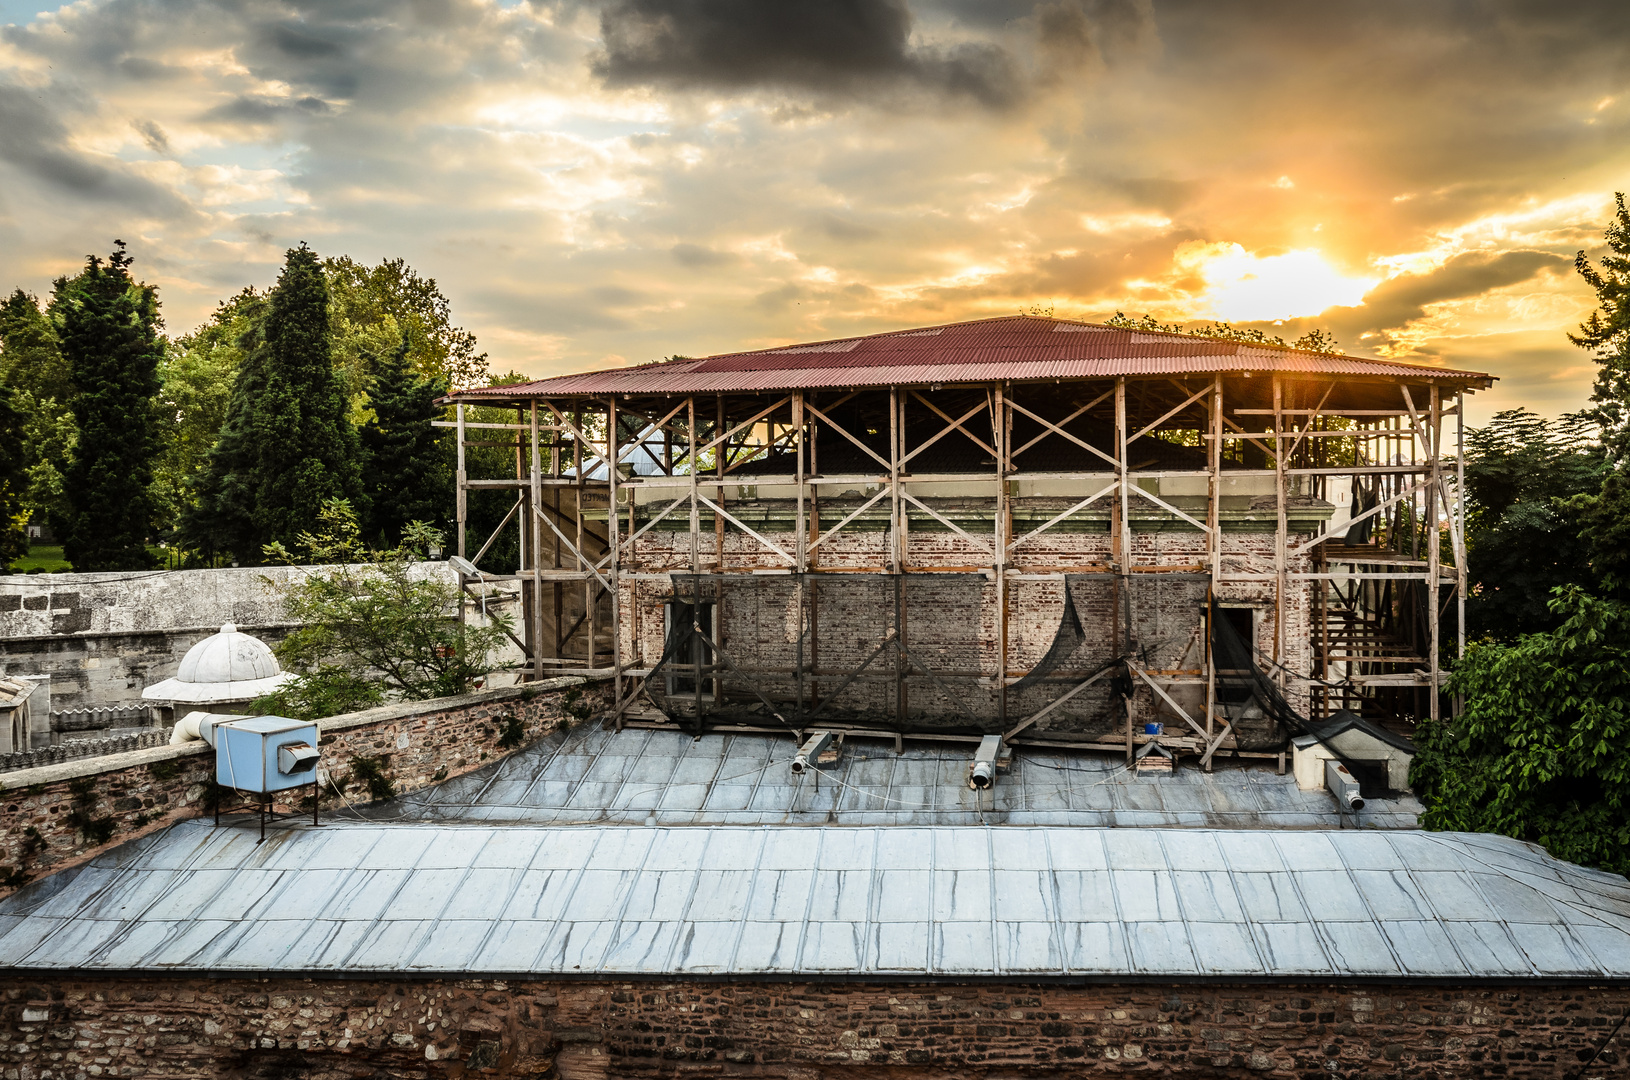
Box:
593 0 1025 107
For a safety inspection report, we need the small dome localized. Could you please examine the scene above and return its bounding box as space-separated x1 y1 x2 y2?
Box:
177 624 283 684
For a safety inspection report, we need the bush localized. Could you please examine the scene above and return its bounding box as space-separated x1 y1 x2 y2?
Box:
253 499 512 720
1413 585 1630 875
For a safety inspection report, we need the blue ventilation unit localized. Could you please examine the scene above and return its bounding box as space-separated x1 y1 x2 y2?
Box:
214 716 321 795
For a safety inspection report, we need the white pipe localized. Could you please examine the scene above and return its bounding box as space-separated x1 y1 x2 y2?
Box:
169 711 241 747
968 734 1003 790
791 730 834 774
1325 759 1365 812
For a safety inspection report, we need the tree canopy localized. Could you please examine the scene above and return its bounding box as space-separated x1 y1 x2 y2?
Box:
359 332 452 546
228 246 364 556
1415 587 1630 876
0 289 74 538
1461 409 1607 639
57 242 164 571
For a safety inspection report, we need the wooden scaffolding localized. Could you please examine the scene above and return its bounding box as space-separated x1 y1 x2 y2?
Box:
442 323 1490 760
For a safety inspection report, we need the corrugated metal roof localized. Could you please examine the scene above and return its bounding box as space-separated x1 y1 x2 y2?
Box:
367 726 1424 830
3 820 1626 979
451 316 1494 399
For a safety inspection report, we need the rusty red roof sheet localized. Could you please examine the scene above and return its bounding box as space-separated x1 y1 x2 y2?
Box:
451 316 1495 399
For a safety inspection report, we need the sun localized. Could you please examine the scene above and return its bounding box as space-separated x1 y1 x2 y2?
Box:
1176 242 1378 322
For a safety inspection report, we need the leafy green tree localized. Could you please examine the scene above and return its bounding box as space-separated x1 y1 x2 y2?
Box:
1104 311 1342 352
0 289 72 400
0 290 75 535
1461 409 1607 638
150 289 264 541
0 384 27 566
253 499 512 720
325 255 490 398
1414 586 1630 875
57 242 164 571
360 332 451 546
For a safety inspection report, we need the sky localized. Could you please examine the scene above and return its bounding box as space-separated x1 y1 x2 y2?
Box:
1 0 1627 422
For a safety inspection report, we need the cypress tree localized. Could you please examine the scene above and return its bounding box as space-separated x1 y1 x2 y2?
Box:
360 331 450 545
249 245 362 550
58 241 163 571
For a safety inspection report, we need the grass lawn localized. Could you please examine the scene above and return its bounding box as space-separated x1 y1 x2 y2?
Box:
7 545 193 574
8 545 72 574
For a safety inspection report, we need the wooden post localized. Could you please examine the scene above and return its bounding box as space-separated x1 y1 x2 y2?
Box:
995 384 1008 729
688 396 699 574
456 403 467 633
1427 385 1442 724
794 391 806 720
529 401 543 683
609 397 621 705
1272 376 1287 680
1206 377 1221 760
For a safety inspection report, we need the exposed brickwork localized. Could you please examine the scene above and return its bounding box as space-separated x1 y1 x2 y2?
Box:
621 527 1315 727
1 976 1624 1078
0 679 610 899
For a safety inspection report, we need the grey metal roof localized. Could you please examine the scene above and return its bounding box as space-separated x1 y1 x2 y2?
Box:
365 726 1424 830
2 820 1627 980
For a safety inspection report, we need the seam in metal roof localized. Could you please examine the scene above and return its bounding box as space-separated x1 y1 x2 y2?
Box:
3 820 1626 980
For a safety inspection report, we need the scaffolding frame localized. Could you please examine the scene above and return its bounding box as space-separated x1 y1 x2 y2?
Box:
443 370 1473 759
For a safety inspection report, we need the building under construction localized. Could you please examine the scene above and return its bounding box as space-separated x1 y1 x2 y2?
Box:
443 315 1491 765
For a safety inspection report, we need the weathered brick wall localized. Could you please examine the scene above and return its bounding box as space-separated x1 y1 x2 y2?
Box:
621 527 1314 728
0 678 610 898
1 975 1623 1078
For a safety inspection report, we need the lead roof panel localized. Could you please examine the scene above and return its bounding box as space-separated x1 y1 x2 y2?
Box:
5 818 1627 981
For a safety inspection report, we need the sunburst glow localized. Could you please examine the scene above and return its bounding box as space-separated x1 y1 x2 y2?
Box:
1178 242 1379 322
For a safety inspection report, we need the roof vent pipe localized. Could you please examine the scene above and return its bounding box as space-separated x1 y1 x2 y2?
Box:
968 735 1004 790
791 731 834 775
1326 759 1365 812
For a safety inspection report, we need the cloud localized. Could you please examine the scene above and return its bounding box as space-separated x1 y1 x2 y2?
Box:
0 0 1624 420
671 242 737 267
1357 250 1573 330
593 0 1027 107
130 117 169 154
0 84 183 211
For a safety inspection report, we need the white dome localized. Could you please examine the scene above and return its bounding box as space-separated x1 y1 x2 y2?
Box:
142 623 294 705
178 623 283 683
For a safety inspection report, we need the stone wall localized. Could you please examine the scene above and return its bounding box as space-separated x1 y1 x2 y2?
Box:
0 975 1623 1078
0 677 610 897
0 563 458 712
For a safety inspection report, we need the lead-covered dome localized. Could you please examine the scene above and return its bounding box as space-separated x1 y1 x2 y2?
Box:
142 624 293 705
177 623 281 683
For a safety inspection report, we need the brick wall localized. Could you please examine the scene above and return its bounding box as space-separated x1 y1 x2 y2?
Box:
0 677 610 898
621 527 1314 728
1 975 1623 1078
